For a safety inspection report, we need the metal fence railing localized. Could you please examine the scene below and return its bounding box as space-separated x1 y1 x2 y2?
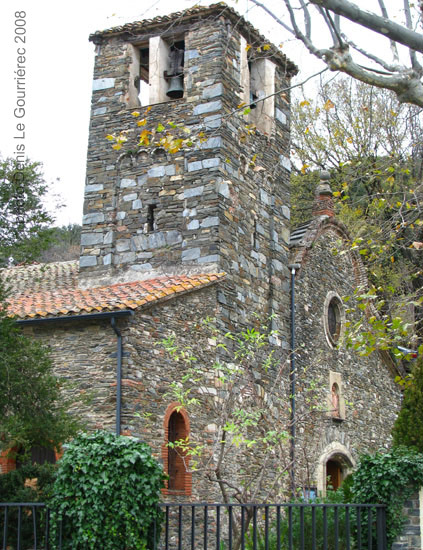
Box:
1 502 62 550
153 503 388 550
1 501 387 550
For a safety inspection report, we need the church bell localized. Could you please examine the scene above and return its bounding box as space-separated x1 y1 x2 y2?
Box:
165 47 185 99
166 75 184 99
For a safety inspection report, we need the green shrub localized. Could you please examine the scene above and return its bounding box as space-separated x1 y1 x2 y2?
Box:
350 446 423 547
50 431 165 550
392 356 423 452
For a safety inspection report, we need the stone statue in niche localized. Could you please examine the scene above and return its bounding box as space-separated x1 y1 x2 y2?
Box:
331 383 340 418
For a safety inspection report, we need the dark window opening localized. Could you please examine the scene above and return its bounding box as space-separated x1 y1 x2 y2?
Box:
168 411 187 491
138 47 150 105
140 47 149 83
16 446 56 469
248 61 258 109
327 297 342 343
253 219 259 250
147 204 158 232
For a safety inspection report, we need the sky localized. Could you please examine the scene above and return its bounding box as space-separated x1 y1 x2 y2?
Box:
0 0 407 226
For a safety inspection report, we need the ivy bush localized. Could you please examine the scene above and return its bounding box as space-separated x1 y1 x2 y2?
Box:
50 431 165 549
350 446 423 548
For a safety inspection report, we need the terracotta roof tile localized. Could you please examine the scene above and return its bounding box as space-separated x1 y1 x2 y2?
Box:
1 261 225 320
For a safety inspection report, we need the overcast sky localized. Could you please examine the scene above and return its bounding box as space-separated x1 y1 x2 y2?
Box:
0 0 402 226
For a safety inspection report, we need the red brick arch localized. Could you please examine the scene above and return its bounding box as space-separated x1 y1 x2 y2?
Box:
161 402 192 496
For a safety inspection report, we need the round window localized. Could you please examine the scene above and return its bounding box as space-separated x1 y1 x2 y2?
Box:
324 293 345 347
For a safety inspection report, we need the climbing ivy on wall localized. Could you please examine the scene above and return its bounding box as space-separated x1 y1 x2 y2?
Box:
50 431 165 549
350 447 423 547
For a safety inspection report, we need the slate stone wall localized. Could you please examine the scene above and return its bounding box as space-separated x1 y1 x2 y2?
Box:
291 218 402 489
80 11 292 341
393 490 422 550
22 285 290 501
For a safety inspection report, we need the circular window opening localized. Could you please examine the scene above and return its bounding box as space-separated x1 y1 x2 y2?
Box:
324 293 345 347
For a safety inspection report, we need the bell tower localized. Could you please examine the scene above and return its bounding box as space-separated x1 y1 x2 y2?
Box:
80 3 297 337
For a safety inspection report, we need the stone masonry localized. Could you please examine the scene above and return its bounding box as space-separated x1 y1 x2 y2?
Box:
393 490 423 550
81 4 297 340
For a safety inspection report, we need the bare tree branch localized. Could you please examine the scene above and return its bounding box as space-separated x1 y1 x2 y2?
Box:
377 0 399 61
404 0 422 71
248 0 295 35
341 33 406 73
309 0 423 54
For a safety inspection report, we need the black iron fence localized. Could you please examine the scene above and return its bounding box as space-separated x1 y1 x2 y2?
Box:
154 503 387 550
1 502 63 549
1 502 387 550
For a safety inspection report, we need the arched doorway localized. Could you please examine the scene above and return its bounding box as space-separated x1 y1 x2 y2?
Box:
316 442 355 495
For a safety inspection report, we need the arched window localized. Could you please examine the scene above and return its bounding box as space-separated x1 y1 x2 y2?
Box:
323 292 346 348
162 403 192 496
168 411 187 491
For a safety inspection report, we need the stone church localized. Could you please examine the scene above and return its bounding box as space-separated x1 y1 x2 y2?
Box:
1 4 401 499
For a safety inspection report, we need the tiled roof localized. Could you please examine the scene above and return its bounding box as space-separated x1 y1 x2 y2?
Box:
1 261 225 319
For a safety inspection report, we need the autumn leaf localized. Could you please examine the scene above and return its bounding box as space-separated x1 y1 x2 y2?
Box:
346 137 353 143
324 99 335 110
237 102 247 109
246 44 251 52
112 144 122 151
137 119 147 127
131 111 140 117
300 164 309 174
300 100 310 108
263 44 271 51
106 134 115 141
157 123 165 132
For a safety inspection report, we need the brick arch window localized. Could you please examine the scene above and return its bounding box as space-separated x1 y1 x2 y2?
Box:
162 403 192 496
